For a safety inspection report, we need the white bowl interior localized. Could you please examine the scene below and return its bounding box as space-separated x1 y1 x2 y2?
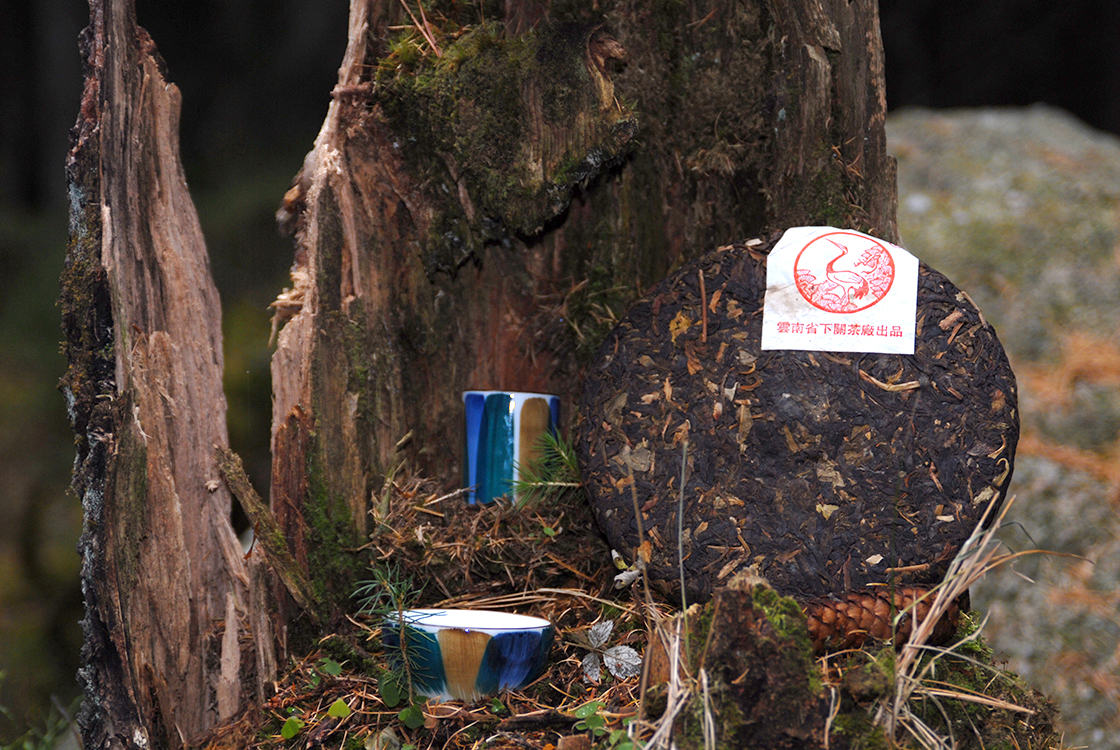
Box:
394 608 550 633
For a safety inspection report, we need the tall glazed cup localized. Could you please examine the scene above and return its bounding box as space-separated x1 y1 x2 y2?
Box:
462 391 560 504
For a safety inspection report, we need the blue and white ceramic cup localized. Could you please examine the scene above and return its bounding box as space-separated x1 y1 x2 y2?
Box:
462 391 560 504
382 609 555 702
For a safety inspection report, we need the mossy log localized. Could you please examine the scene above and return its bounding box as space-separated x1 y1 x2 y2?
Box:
645 577 1062 749
646 578 832 749
271 0 898 612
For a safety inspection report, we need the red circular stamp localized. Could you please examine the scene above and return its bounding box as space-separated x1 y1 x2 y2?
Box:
793 231 896 313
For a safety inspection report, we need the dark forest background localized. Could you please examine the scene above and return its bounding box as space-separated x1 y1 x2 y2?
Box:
0 0 1117 740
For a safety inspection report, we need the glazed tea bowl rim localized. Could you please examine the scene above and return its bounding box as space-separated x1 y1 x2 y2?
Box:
462 390 559 400
385 608 552 633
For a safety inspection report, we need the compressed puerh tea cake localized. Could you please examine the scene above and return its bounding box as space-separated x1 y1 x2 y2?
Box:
577 230 1018 604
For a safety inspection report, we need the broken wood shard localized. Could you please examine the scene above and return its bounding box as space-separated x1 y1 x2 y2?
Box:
62 3 270 745
215 446 323 623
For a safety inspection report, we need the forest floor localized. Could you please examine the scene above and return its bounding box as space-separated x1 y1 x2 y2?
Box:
196 471 1063 750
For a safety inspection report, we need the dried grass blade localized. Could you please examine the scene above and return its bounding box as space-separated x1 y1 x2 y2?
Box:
914 685 1038 714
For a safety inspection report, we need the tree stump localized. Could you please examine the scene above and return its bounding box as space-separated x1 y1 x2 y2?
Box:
269 0 899 610
64 0 903 746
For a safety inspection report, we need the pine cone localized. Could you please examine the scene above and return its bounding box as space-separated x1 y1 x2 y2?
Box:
802 587 962 653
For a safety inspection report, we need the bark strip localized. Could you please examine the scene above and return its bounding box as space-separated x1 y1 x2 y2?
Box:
62 0 272 745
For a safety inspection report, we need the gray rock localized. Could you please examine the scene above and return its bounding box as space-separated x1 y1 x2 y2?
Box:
889 104 1120 749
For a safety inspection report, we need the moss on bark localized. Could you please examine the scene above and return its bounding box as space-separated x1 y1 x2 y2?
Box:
373 19 637 276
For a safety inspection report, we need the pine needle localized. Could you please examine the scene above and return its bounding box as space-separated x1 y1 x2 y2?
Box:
511 430 585 508
397 0 441 57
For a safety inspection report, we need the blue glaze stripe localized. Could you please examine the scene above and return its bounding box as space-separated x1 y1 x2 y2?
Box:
478 393 514 504
463 392 486 503
476 626 555 695
382 623 446 699
548 397 560 437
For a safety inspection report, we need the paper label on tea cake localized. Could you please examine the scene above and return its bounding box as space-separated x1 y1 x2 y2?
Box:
761 227 918 354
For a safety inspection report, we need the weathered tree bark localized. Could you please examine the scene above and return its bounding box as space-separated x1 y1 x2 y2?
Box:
61 1 279 747
271 0 896 600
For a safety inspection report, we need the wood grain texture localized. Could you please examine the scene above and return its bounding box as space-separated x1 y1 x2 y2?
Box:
62 1 269 745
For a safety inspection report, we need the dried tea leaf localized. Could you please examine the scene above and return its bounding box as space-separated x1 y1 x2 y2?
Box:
365 728 402 750
611 549 628 569
628 446 653 472
816 503 840 520
684 340 703 375
613 567 641 588
815 460 846 489
669 310 692 343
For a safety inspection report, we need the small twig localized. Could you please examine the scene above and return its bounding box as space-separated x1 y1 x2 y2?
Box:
872 493 1074 746
398 0 441 57
698 269 708 343
415 1 441 56
331 82 376 99
497 709 579 731
823 684 841 750
883 562 932 574
686 7 718 28
214 445 322 623
645 617 691 749
859 369 921 392
623 443 659 743
544 553 602 585
437 587 642 617
678 438 690 614
700 667 716 750
424 487 470 505
914 685 1037 714
623 445 654 606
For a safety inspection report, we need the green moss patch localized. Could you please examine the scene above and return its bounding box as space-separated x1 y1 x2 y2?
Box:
372 19 637 275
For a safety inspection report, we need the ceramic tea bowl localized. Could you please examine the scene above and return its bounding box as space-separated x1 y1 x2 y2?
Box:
382 609 554 701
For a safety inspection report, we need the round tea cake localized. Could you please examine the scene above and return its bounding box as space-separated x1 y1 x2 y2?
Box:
577 232 1018 603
